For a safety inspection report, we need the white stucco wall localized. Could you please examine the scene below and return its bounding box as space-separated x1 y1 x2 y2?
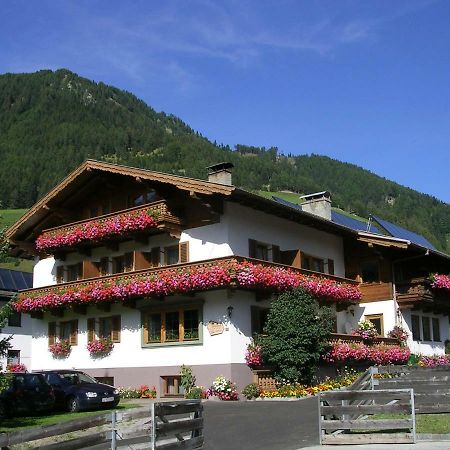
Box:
30 290 259 372
0 313 33 370
400 309 449 356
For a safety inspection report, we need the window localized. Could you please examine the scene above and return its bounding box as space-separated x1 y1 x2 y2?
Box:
95 377 114 386
365 314 384 336
8 310 21 327
301 254 325 273
87 315 121 343
411 315 421 341
48 320 78 346
66 263 82 282
165 245 179 265
131 189 160 207
251 306 270 336
361 260 380 283
432 318 441 342
143 308 201 345
422 316 431 341
7 350 20 365
248 239 280 262
161 375 183 397
112 253 133 274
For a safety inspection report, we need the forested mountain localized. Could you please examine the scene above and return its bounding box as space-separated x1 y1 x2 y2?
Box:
0 69 449 252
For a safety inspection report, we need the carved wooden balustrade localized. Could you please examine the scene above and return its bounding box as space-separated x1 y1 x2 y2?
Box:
329 332 398 347
37 200 182 253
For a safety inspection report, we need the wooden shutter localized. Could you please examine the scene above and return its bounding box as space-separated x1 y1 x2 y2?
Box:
280 249 301 268
48 322 56 346
87 318 96 342
83 260 100 279
112 315 121 343
248 239 257 258
179 242 189 263
151 247 160 267
69 320 78 346
328 259 335 275
100 257 109 276
124 252 134 272
76 262 83 280
272 245 281 263
134 251 148 270
56 266 65 283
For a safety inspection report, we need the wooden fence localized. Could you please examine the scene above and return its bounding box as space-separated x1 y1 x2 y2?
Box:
373 365 450 414
318 389 416 445
0 400 204 450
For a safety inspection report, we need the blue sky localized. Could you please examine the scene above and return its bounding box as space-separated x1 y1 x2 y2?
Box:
1 0 450 201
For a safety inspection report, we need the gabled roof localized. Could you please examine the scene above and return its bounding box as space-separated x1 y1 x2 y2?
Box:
371 216 436 250
6 159 235 242
0 269 33 293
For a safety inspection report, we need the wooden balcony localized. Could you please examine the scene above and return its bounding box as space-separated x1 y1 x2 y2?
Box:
329 333 399 347
396 277 450 312
359 282 393 303
38 201 182 255
17 256 360 315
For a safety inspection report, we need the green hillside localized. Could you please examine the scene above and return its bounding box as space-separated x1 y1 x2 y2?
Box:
0 69 449 252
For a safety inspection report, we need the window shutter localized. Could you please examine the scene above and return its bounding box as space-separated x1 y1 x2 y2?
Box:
151 247 160 267
112 315 121 343
87 318 96 342
56 266 65 283
83 260 100 279
179 242 189 263
69 320 78 346
328 259 335 275
248 239 257 258
272 245 281 263
48 322 56 346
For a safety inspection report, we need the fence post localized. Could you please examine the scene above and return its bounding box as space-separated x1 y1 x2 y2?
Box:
410 388 416 443
317 394 322 445
111 410 117 450
150 402 156 450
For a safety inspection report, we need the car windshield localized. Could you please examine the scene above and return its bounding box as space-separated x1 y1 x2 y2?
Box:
58 372 98 385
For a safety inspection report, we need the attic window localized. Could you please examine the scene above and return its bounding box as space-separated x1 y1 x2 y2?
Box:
133 189 159 206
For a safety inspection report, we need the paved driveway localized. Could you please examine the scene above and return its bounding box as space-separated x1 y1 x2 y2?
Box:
203 397 319 450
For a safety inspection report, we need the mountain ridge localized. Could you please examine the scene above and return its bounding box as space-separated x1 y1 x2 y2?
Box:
0 69 449 252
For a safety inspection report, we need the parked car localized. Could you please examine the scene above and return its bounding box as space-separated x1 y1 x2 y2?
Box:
0 372 55 419
35 370 120 412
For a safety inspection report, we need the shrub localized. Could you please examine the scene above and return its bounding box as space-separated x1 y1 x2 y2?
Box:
118 387 141 399
261 289 334 384
242 383 261 400
180 365 196 397
185 386 208 399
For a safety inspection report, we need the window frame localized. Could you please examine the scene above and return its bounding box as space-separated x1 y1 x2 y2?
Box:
410 314 442 342
364 314 384 336
301 253 325 273
87 315 121 343
142 305 203 348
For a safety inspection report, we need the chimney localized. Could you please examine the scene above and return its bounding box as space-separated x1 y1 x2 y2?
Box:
300 191 332 221
207 162 234 185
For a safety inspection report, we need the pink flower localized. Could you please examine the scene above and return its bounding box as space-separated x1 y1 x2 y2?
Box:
431 274 450 291
14 260 362 313
36 209 159 252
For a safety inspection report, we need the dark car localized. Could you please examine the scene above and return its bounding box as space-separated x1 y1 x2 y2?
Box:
0 372 55 419
36 370 120 412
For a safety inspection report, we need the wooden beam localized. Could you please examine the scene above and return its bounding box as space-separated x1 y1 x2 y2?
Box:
30 311 44 320
51 308 64 318
72 305 87 315
123 299 137 309
96 303 111 312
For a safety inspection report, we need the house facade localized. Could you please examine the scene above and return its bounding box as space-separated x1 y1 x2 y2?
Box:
0 269 33 369
5 160 450 393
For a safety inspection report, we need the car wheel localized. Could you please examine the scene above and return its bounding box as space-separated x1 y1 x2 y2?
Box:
67 396 80 413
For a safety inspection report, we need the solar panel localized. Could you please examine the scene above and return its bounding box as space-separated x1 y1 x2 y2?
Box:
271 196 303 211
0 269 33 292
372 216 436 250
331 211 382 234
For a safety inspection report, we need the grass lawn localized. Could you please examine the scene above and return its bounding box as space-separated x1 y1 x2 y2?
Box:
372 413 450 434
0 400 140 433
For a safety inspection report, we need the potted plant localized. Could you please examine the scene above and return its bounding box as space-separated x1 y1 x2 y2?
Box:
87 337 114 357
49 339 71 358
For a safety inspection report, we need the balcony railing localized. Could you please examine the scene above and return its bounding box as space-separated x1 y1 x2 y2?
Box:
16 256 361 314
36 201 182 253
329 332 399 347
395 277 444 309
359 282 393 302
